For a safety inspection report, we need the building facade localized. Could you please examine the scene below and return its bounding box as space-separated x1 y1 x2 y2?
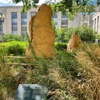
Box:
92 12 100 33
0 6 93 36
68 13 93 28
0 6 38 37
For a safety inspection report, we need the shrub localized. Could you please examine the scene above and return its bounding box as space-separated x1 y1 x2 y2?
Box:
64 27 75 41
55 28 67 42
54 42 67 50
75 25 96 43
7 44 25 56
65 25 97 43
97 34 100 39
0 34 28 42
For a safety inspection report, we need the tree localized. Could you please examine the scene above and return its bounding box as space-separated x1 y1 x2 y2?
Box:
13 0 100 19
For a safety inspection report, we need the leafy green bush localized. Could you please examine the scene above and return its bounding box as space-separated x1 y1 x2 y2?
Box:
65 25 97 43
0 41 28 48
0 34 28 42
75 25 96 43
55 28 67 42
97 34 100 39
7 44 25 56
54 42 67 50
64 27 74 41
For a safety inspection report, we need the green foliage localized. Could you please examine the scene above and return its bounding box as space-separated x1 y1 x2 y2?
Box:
62 91 78 100
0 34 21 42
0 41 27 56
97 34 100 39
12 0 98 20
37 57 49 75
55 28 67 42
51 0 96 20
13 0 39 13
54 42 67 51
51 18 57 35
75 25 96 43
56 51 82 78
64 27 74 41
55 25 96 43
7 44 25 56
65 25 97 43
0 41 28 48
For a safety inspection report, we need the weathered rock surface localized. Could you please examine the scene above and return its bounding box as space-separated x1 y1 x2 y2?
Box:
67 33 83 52
26 4 55 58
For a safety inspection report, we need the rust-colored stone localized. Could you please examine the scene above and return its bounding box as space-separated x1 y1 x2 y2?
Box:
97 90 100 100
26 4 55 58
67 33 83 52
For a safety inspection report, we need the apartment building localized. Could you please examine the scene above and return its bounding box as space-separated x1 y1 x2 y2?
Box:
68 13 93 28
0 5 93 37
0 6 38 37
92 12 100 33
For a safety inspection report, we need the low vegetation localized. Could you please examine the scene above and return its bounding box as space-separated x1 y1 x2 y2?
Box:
0 34 28 42
0 25 99 100
55 25 97 43
0 41 100 100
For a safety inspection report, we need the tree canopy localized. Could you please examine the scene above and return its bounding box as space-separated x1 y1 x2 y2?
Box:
13 0 100 19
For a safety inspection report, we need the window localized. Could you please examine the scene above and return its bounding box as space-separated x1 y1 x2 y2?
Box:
53 13 57 18
21 22 27 25
61 19 68 26
21 26 27 31
0 29 2 34
21 13 27 19
93 20 95 30
0 24 2 33
21 13 27 35
31 12 36 17
61 12 68 27
21 13 27 25
53 18 57 22
12 12 17 19
12 31 17 34
97 16 99 32
12 27 17 31
12 22 17 25
12 19 17 22
83 23 87 26
61 12 68 19
12 19 17 25
95 18 96 30
12 12 17 34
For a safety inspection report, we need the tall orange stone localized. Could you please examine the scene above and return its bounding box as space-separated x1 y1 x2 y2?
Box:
26 4 55 58
67 33 83 52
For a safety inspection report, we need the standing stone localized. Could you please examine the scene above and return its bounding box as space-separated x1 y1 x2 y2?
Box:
26 4 55 58
67 33 83 52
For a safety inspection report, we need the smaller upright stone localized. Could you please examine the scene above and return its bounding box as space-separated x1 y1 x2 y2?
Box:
67 33 83 52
